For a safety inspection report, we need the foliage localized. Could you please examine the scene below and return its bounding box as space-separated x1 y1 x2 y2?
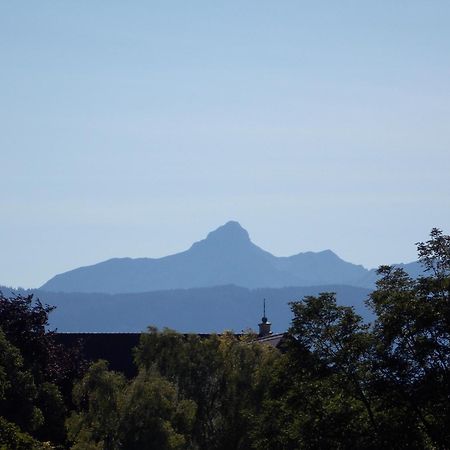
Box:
280 292 428 449
286 293 380 448
368 228 450 449
270 228 450 449
0 292 85 447
0 332 56 449
135 328 280 450
0 416 52 450
67 360 196 450
67 360 125 449
0 292 86 389
118 370 196 450
0 330 42 435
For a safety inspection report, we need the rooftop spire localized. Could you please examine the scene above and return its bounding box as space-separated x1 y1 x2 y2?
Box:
258 298 272 337
262 298 268 323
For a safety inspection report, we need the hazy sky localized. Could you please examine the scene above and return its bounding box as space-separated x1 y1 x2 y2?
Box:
1 1 449 288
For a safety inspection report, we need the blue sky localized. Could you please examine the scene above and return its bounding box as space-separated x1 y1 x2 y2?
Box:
1 1 449 288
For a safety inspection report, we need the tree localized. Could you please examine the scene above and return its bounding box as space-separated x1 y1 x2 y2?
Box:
67 361 125 450
67 360 196 450
0 292 86 392
283 293 383 449
0 292 85 446
0 293 54 382
0 329 43 435
368 228 450 449
135 328 226 449
118 371 196 450
134 328 281 450
0 416 51 450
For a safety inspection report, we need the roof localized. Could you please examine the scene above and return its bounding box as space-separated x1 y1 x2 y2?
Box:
255 332 287 348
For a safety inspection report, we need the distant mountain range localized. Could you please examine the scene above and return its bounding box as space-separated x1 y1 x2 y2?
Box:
40 221 422 294
0 284 374 333
2 221 425 332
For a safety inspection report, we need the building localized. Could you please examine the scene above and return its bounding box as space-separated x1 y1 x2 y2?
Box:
55 300 288 377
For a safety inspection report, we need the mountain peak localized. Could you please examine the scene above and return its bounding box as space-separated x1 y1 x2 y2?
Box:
205 221 250 244
41 220 393 294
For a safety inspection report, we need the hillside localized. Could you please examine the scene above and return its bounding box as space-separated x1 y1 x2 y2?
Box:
3 284 373 333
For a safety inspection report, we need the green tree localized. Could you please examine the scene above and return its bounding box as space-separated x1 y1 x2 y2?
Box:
270 228 450 449
0 416 52 450
0 292 84 446
134 328 280 450
0 294 54 383
118 371 196 450
243 345 293 450
67 361 125 450
368 228 450 449
0 329 42 435
284 293 380 449
135 328 226 448
67 360 196 450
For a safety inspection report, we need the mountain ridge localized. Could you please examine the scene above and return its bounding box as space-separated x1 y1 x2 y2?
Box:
1 284 374 333
40 221 421 294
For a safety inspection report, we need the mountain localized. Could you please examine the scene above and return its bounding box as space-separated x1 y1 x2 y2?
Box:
40 221 420 294
2 284 374 333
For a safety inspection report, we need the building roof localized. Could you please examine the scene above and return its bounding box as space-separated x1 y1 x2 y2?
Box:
255 332 287 348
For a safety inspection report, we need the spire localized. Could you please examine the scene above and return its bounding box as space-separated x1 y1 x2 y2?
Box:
261 298 268 323
258 298 272 337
